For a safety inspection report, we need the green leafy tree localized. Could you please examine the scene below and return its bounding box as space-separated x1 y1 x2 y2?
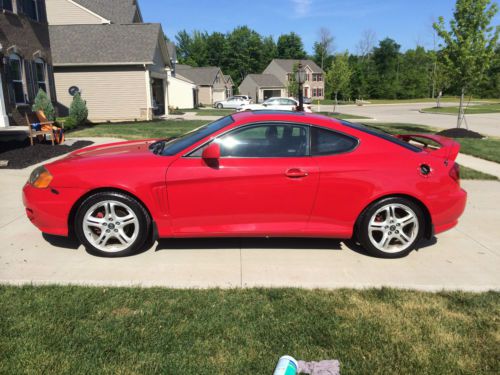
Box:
399 46 433 99
433 0 500 127
69 93 88 128
32 89 55 120
372 38 401 99
277 32 307 59
327 52 352 110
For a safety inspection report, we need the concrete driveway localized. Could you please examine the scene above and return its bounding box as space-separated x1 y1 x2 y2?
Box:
1 141 499 291
316 102 500 137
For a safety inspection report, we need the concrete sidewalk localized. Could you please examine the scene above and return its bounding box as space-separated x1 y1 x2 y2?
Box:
0 146 498 291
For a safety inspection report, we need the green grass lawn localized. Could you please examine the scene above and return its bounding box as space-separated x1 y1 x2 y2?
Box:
460 166 498 180
421 103 500 115
1 286 498 375
184 108 236 116
68 120 206 140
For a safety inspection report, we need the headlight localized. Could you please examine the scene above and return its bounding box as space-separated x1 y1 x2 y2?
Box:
28 166 53 188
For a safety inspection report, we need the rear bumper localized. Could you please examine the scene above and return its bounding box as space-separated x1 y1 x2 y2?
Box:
22 183 86 236
431 187 467 235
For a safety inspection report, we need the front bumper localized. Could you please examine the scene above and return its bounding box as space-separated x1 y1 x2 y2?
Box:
22 183 86 236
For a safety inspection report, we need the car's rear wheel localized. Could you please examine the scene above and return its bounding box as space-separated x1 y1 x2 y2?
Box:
216 103 223 109
75 191 151 257
357 197 424 258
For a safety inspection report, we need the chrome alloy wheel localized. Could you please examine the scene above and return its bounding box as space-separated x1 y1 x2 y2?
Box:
82 200 139 253
367 203 419 253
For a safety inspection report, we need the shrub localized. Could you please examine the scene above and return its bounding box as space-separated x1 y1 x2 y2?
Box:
60 116 76 130
32 89 55 120
69 93 88 127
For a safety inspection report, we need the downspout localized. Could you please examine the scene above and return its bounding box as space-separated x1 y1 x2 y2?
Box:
0 51 10 128
144 64 152 121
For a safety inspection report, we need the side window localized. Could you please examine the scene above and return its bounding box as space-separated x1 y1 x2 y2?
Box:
217 124 309 157
191 124 309 158
311 127 357 156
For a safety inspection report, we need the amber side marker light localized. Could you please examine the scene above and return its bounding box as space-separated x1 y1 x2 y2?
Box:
29 166 53 188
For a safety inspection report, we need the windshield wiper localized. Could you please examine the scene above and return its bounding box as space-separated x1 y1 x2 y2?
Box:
149 137 177 155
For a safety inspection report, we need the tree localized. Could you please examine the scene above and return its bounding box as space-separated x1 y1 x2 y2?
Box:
433 0 500 127
327 52 352 110
69 93 88 128
399 46 433 99
32 89 55 120
276 32 307 59
313 27 335 70
372 38 401 99
356 29 377 58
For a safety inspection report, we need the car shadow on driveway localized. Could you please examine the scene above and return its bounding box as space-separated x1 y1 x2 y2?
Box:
154 237 344 251
42 233 80 250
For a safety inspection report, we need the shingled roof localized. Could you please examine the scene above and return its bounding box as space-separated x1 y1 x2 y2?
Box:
49 23 164 66
273 59 324 73
72 0 140 24
245 74 285 87
176 66 222 86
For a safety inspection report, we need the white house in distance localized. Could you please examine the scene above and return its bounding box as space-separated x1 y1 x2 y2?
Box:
238 74 287 103
46 0 173 122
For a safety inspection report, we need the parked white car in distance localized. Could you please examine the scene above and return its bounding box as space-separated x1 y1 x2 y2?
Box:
213 96 251 109
236 97 312 112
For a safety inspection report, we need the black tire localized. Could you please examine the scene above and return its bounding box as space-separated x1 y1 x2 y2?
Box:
75 191 151 257
356 197 425 258
216 103 223 109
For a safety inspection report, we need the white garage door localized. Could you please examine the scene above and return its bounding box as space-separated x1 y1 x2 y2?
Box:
213 89 226 103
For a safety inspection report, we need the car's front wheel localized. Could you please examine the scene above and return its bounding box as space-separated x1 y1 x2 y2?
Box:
216 103 223 109
75 191 151 257
357 197 424 258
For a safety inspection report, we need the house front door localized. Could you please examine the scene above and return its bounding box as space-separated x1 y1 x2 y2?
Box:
304 86 309 98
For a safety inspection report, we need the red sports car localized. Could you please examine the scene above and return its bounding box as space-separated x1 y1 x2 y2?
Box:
23 111 467 258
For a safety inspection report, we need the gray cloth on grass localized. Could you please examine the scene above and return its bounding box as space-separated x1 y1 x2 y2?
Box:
297 360 340 375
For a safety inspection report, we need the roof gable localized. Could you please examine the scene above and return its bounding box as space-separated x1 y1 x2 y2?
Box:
49 23 168 66
245 74 285 88
271 59 324 73
176 66 224 86
72 0 140 24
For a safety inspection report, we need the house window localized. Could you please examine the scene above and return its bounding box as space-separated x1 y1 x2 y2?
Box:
0 0 13 11
316 88 323 97
35 58 47 93
21 0 38 21
317 74 323 82
9 54 26 104
312 88 317 97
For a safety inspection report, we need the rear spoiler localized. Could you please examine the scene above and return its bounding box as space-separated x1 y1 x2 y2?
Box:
396 134 460 162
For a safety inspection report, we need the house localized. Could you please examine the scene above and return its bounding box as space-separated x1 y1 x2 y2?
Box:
263 59 325 100
165 44 196 109
175 65 230 106
0 0 57 127
238 74 287 103
46 0 172 122
224 75 234 98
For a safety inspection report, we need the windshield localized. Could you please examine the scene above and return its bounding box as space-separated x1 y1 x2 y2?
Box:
155 116 234 156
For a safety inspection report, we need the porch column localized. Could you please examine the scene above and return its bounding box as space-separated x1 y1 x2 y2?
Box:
163 78 169 115
0 77 9 128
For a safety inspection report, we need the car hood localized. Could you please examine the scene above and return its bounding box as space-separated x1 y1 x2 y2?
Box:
69 139 157 159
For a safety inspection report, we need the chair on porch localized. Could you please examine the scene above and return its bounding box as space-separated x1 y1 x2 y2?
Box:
26 111 64 146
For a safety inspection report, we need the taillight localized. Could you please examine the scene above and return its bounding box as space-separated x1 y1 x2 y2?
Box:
449 162 460 183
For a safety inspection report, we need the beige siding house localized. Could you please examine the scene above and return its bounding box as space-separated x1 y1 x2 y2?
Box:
263 59 325 100
176 65 232 106
46 0 172 122
238 74 286 103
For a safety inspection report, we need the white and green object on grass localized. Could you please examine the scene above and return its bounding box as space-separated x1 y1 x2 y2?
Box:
273 355 298 375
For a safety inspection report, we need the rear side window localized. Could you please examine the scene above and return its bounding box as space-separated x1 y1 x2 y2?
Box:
311 127 357 156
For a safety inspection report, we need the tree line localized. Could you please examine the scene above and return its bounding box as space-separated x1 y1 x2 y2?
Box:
173 0 499 100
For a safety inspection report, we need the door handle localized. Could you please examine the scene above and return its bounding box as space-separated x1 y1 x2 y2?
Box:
285 168 309 178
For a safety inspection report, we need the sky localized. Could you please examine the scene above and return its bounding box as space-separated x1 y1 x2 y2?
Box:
140 0 500 54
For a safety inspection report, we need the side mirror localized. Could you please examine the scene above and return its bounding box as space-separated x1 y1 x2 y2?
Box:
202 142 220 160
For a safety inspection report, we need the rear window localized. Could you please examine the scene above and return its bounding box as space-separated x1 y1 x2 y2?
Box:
311 127 358 156
339 120 422 152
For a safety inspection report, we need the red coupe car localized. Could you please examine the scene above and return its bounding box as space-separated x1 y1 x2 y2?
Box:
23 111 467 258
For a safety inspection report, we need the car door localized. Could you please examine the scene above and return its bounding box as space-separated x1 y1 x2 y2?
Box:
225 98 238 109
165 123 319 236
280 98 298 111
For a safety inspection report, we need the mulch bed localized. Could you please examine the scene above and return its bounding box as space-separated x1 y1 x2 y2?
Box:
436 128 485 139
0 140 93 169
